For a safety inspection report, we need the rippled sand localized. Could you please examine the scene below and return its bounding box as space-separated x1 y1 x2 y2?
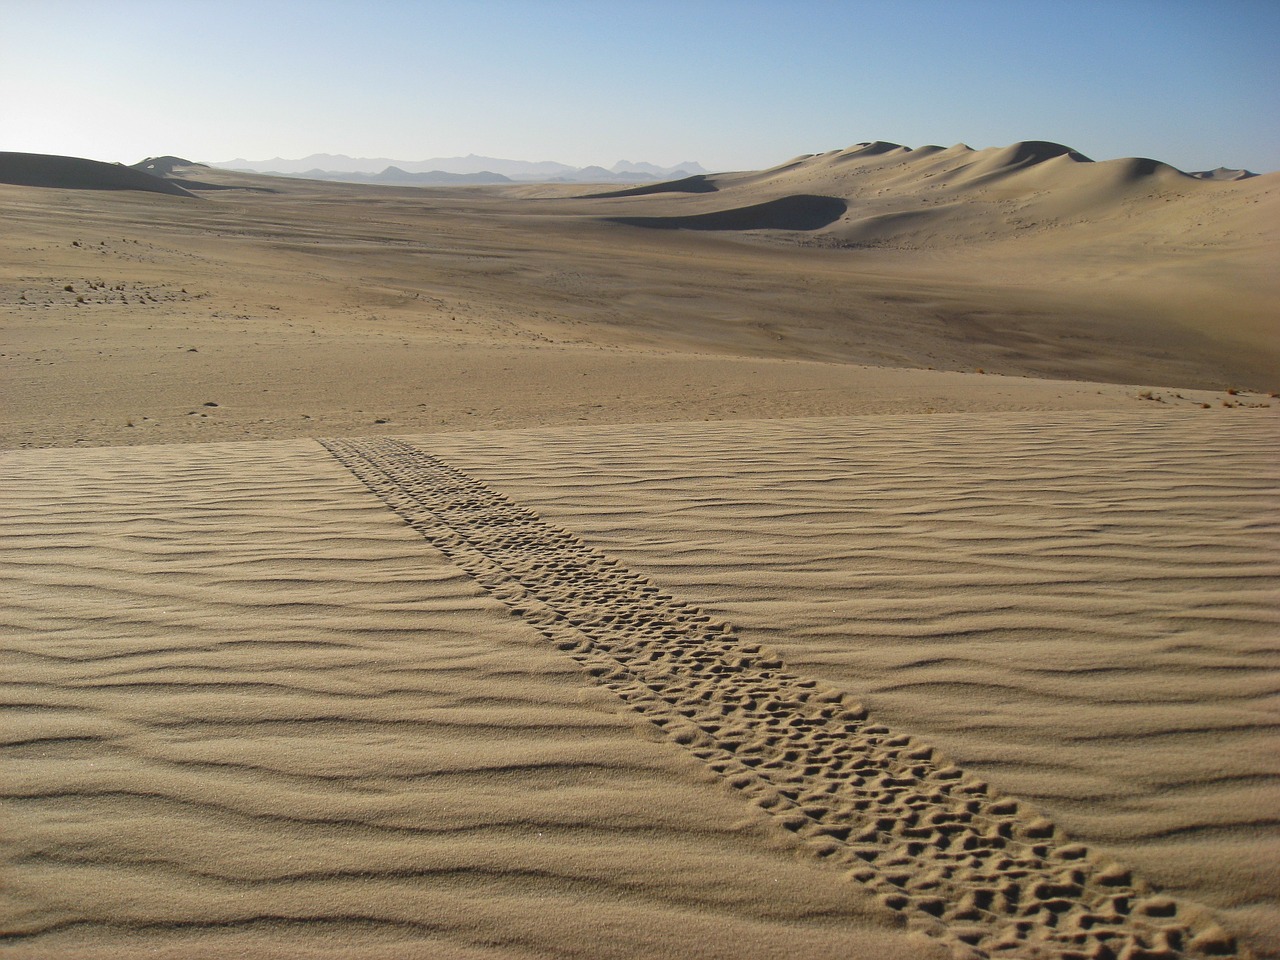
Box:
4 409 1276 957
1 439 935 960
428 409 1280 952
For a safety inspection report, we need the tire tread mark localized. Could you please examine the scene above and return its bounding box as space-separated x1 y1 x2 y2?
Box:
321 436 1245 960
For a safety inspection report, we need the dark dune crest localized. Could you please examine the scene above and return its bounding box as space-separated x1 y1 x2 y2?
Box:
1098 156 1195 183
131 156 205 176
131 155 280 194
836 141 909 160
996 141 1094 165
0 152 195 197
1191 167 1257 181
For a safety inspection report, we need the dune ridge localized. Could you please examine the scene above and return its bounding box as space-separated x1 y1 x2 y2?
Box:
606 194 848 231
580 138 1275 254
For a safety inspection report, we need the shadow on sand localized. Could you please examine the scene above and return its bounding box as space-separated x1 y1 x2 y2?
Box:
607 194 846 231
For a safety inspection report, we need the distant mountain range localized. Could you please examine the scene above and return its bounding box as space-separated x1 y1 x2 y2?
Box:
209 154 709 185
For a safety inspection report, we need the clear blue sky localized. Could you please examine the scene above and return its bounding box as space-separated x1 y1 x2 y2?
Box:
3 0 1277 172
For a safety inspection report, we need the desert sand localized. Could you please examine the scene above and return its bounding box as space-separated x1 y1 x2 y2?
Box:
1 145 1277 959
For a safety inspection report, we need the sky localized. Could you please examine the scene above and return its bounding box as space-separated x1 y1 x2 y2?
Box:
2 0 1277 173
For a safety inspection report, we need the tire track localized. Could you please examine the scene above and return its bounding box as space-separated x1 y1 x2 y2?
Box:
321 436 1245 960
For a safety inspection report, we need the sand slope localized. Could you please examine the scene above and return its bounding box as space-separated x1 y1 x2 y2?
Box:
0 153 195 197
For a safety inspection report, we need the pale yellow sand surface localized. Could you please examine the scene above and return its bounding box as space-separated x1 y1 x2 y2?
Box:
425 410 1280 950
0 439 939 959
3 410 1276 957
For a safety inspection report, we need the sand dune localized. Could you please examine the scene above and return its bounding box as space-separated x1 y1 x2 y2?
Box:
1192 168 1257 182
565 139 1277 385
583 175 719 198
1 142 1275 455
1 145 1277 957
945 141 1094 182
0 152 195 197
582 138 1274 254
131 156 206 176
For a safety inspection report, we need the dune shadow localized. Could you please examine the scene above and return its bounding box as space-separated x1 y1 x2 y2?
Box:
166 178 278 194
0 153 279 196
0 152 195 197
607 194 846 231
582 175 719 199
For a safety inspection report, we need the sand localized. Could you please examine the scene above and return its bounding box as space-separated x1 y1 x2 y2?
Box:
426 410 1280 953
1 145 1277 958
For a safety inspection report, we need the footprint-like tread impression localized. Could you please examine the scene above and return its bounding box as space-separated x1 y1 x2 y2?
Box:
322 436 1246 960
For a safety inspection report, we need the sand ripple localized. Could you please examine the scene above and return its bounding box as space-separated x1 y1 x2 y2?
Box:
1 439 931 960
427 409 1279 955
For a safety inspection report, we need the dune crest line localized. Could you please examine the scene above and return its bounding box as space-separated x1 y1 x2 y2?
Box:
321 436 1243 960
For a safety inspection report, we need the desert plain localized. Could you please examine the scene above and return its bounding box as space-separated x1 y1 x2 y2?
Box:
1 143 1277 959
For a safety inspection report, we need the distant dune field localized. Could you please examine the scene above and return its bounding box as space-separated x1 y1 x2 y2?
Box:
1 145 1276 959
1 139 1275 453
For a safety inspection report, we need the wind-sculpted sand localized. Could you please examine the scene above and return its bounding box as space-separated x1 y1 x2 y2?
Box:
0 440 938 960
421 409 1280 956
4 410 1276 958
